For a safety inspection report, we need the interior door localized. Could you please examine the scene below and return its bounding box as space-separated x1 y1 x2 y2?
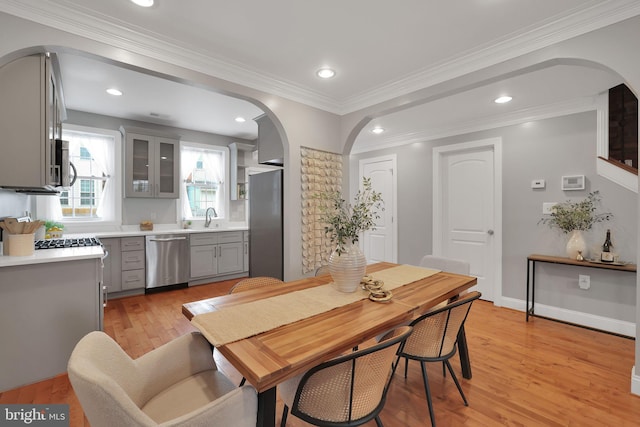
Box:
433 139 502 303
360 156 397 263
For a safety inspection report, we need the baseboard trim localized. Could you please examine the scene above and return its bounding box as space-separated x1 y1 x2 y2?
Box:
631 367 640 396
501 297 635 338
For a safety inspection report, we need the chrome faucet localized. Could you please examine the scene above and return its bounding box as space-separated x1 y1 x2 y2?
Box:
204 207 218 227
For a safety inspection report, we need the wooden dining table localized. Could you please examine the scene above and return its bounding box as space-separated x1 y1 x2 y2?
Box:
182 262 477 427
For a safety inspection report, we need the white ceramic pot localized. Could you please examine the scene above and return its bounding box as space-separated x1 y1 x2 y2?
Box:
328 242 367 293
566 230 587 259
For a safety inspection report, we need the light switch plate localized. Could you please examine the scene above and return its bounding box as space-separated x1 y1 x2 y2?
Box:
531 179 545 189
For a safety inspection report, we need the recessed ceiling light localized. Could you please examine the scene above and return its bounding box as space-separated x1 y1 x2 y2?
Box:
235 117 246 123
316 68 336 79
371 127 385 134
131 0 154 7
494 96 513 104
106 88 123 96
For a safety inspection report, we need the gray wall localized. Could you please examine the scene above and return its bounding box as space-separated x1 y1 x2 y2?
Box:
350 111 637 323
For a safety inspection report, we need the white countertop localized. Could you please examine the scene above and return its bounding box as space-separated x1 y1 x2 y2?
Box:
93 226 248 239
0 225 249 268
0 246 104 268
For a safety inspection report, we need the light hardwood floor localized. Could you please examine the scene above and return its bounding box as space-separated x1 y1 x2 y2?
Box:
1 278 639 426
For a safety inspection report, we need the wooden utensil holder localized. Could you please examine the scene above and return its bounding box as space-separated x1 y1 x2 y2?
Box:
5 233 35 256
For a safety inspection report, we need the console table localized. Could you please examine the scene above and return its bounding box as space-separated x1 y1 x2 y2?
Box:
526 254 636 322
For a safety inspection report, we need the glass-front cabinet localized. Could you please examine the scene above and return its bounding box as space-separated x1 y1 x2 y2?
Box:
123 129 180 198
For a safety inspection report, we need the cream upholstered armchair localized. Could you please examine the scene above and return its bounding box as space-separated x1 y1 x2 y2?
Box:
68 331 257 427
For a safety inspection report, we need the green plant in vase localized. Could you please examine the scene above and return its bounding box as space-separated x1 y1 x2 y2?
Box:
316 177 384 292
538 191 612 259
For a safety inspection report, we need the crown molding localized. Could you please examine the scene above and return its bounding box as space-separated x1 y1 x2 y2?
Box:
341 0 640 114
0 0 343 113
1 0 639 115
351 96 599 154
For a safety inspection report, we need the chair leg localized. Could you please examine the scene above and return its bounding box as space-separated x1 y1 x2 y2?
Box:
444 360 468 406
375 415 384 427
239 377 246 387
404 357 409 378
442 361 446 377
420 361 437 427
280 404 289 427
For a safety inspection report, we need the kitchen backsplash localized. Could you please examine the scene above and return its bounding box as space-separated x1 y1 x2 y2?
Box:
0 190 29 218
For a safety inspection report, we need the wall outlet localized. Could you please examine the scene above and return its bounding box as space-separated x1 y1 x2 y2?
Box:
578 274 590 290
542 202 557 215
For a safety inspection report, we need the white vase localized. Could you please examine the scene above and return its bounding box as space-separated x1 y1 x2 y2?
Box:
328 242 367 293
566 230 587 259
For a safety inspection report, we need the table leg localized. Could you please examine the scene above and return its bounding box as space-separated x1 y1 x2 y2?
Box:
457 326 471 379
530 260 536 319
256 387 277 427
526 258 531 321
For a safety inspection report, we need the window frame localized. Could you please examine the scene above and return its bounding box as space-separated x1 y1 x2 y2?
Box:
36 124 122 230
180 141 230 222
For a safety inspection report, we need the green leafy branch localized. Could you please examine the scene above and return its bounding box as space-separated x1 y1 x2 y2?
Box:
315 177 384 254
538 191 612 234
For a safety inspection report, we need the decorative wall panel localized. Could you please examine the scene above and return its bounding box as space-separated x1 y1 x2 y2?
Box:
300 147 343 274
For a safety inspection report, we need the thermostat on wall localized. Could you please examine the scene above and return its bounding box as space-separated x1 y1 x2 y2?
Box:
561 175 585 191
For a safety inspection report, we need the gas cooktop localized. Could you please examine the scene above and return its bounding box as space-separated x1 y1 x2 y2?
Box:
34 237 102 250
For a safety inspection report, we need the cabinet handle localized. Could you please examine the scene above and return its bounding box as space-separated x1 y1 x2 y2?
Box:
102 285 108 308
244 243 248 254
219 247 222 257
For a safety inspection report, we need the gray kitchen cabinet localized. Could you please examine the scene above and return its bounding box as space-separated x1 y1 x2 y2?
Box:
0 257 102 391
218 242 243 274
120 237 146 290
229 142 253 200
254 114 283 166
0 53 65 190
123 128 180 199
101 237 122 293
104 236 145 296
243 231 249 272
190 231 244 279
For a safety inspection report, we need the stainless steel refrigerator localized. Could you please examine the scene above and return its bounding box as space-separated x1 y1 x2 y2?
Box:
249 169 283 279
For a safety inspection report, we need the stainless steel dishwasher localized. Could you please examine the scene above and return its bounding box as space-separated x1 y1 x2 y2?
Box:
145 234 189 290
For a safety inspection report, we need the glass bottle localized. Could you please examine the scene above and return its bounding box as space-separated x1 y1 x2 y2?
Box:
601 229 614 262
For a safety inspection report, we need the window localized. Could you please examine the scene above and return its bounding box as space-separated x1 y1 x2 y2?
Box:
181 143 226 219
59 130 112 218
36 125 121 225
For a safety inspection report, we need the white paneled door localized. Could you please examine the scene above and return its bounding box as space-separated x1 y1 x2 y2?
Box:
433 139 502 304
360 155 397 263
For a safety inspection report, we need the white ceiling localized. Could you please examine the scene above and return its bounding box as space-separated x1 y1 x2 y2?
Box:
58 53 265 140
2 0 638 148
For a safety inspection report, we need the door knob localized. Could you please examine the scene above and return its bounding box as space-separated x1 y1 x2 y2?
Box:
487 229 494 235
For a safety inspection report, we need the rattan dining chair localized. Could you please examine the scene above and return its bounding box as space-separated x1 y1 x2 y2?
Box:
417 254 473 377
278 325 413 427
228 276 284 294
392 291 481 427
